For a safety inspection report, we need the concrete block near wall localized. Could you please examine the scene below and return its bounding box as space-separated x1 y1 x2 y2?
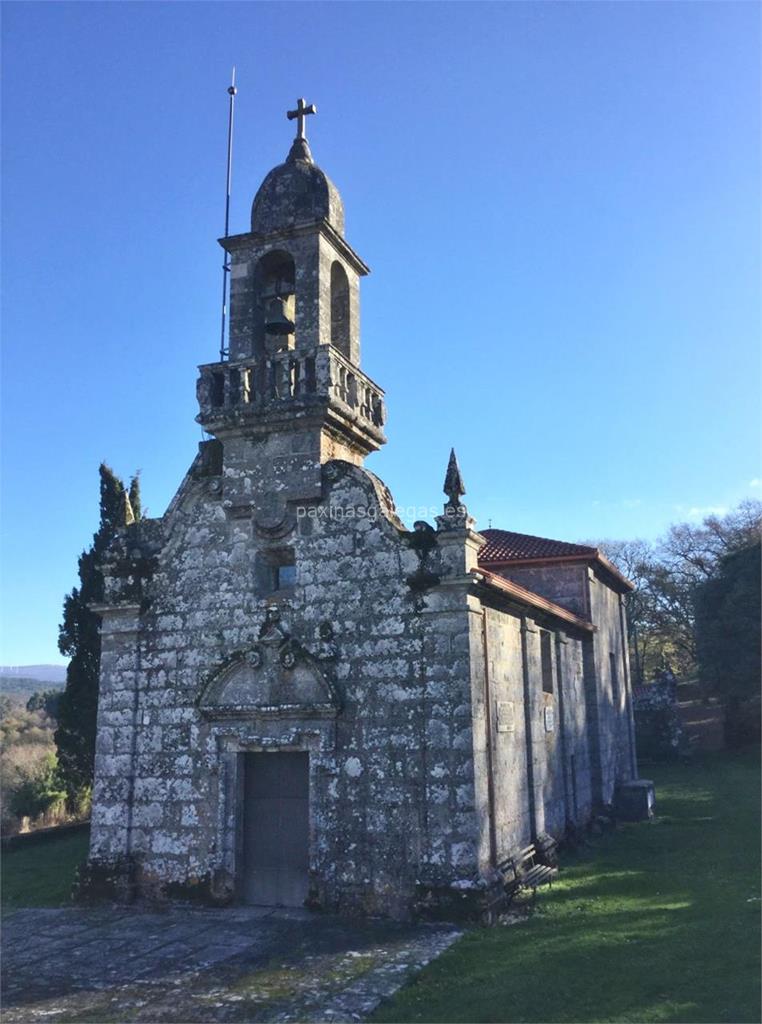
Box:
614 779 655 821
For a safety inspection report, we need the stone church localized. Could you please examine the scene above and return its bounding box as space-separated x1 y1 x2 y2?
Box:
86 103 640 918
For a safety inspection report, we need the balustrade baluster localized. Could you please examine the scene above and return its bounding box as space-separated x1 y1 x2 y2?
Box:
304 356 316 393
229 368 241 407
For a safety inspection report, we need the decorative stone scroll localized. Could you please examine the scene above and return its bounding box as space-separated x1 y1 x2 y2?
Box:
198 607 341 719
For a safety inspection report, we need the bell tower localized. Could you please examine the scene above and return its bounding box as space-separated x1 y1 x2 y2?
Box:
196 101 386 529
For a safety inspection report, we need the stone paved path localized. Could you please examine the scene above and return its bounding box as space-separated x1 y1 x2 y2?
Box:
2 906 461 1023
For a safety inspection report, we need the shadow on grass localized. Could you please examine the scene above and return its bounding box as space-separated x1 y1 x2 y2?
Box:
372 750 761 1024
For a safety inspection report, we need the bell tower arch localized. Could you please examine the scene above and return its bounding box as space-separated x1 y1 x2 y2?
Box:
251 249 296 358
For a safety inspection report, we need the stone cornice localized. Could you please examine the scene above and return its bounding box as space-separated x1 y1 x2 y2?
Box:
89 602 141 616
219 220 370 277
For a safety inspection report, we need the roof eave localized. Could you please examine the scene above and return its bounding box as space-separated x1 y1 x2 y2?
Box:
471 568 596 634
479 553 634 593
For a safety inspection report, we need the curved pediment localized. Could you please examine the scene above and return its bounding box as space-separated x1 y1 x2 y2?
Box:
199 640 341 720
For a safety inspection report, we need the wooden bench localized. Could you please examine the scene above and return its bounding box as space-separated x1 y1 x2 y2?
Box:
496 842 558 903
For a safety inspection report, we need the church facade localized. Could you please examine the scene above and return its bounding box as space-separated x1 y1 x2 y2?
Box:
85 107 639 918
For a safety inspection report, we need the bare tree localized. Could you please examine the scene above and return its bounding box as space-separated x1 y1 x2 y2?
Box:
588 500 762 686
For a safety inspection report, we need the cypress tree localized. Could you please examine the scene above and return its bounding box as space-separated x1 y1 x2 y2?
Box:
56 463 141 802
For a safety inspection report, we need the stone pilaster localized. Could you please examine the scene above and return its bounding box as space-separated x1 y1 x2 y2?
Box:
88 603 142 868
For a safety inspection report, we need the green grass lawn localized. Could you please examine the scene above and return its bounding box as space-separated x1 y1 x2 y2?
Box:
1 828 89 911
2 755 759 1022
374 750 761 1024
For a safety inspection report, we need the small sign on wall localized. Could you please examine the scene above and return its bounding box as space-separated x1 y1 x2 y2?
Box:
496 701 515 733
544 706 555 733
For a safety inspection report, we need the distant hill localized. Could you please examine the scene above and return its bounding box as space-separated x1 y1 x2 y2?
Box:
0 665 67 684
0 665 66 702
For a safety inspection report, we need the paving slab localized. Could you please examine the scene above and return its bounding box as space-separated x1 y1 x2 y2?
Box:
1 907 461 1022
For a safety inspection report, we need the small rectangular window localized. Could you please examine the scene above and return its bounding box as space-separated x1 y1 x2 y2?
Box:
256 549 296 595
540 631 554 693
610 652 620 706
275 563 296 589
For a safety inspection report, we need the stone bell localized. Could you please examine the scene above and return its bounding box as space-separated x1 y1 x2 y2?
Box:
264 296 295 336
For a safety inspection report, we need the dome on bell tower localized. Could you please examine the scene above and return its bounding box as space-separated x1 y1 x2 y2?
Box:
251 136 345 236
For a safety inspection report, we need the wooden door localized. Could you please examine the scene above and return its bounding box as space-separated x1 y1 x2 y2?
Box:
242 752 309 906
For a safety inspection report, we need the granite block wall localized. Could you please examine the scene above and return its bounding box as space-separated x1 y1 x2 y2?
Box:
89 458 483 917
586 568 637 805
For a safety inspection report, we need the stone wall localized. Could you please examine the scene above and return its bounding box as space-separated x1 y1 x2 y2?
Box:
497 560 637 810
472 609 593 854
556 634 594 825
90 458 482 917
501 563 589 618
585 567 637 805
89 458 620 918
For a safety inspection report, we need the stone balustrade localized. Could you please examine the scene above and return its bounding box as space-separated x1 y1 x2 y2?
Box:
328 348 386 428
196 346 385 433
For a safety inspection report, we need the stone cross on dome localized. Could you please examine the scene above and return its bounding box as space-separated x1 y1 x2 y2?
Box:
287 98 317 141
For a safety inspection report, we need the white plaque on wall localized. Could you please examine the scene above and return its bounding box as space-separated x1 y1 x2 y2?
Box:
544 706 555 732
497 701 515 733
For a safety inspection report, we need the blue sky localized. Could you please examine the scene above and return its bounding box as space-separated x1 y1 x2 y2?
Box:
2 1 759 665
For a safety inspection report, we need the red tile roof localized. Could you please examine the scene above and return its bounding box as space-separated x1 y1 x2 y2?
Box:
478 528 634 592
478 529 597 564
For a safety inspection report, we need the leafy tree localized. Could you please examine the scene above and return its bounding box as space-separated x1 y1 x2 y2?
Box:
596 500 761 686
653 500 762 671
595 538 691 683
8 751 67 820
26 689 62 717
55 464 140 802
660 501 761 582
694 540 761 743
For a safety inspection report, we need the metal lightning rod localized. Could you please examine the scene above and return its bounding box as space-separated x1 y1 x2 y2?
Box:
219 67 237 361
